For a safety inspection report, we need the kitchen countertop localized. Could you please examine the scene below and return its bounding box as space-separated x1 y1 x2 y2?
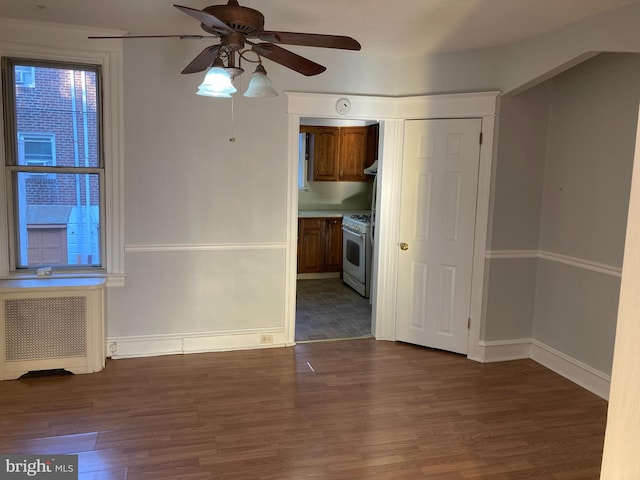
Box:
298 210 370 218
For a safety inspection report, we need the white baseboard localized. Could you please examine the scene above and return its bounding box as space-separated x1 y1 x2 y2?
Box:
106 330 610 400
106 328 289 359
476 338 532 362
476 337 610 400
530 339 611 400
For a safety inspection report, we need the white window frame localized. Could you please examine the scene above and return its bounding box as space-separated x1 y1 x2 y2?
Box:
4 60 105 272
0 20 125 286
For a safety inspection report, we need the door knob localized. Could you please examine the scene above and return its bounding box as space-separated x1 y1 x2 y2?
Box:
400 242 409 251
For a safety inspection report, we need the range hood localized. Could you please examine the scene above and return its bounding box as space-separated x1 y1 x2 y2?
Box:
364 160 378 175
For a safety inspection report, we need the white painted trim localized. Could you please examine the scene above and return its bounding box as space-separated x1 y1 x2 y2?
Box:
473 337 610 399
374 119 405 341
474 338 532 362
106 327 286 359
124 243 286 253
538 250 622 277
0 21 125 282
467 113 497 360
285 114 300 347
530 339 611 400
286 91 501 120
485 249 622 277
485 250 539 259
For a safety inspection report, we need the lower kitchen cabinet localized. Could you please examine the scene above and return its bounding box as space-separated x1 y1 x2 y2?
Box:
324 218 343 272
297 217 343 274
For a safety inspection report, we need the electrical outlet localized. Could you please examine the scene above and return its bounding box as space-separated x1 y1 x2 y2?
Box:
260 334 274 344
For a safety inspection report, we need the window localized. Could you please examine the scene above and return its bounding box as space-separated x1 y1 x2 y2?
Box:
18 133 56 168
2 58 103 270
14 65 35 88
298 132 309 190
18 133 56 179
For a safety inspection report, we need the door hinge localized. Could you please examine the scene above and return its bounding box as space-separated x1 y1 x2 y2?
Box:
479 132 483 145
467 317 471 329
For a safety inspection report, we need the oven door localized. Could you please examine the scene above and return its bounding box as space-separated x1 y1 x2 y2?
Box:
342 226 366 283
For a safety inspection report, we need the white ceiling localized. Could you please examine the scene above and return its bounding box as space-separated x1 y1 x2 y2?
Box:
0 0 636 57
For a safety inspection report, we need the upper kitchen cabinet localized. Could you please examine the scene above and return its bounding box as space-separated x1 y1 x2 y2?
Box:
303 125 377 182
308 126 340 181
338 127 368 181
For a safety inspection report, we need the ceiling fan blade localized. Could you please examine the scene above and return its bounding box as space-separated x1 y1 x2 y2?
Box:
257 31 361 51
252 43 326 76
181 45 221 74
88 34 217 39
173 4 233 33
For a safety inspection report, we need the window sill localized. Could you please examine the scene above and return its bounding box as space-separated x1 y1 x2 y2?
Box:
0 271 126 287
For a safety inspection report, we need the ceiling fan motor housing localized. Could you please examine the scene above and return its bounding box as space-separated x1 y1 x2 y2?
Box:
201 3 265 36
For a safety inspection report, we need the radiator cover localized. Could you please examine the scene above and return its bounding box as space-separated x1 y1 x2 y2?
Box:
0 278 105 380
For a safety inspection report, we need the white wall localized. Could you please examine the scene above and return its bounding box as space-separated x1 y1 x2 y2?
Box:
498 1 640 94
298 182 372 211
4 1 640 367
482 83 550 342
103 30 510 355
533 53 640 375
105 40 415 355
483 53 640 377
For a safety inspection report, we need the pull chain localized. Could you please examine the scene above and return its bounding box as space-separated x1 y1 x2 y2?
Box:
229 94 236 143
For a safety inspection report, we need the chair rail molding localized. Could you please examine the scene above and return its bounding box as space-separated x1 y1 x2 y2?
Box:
485 249 622 277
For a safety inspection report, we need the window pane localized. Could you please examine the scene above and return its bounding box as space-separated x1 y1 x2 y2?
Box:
21 134 55 167
15 65 99 168
24 141 52 156
16 172 101 268
15 65 35 88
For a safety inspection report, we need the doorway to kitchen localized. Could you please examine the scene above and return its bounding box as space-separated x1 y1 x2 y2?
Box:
294 116 379 342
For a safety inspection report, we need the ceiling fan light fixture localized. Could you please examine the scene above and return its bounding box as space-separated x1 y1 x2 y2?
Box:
243 64 278 98
196 61 237 97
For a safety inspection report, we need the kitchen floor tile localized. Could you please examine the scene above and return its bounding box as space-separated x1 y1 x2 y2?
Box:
295 279 372 342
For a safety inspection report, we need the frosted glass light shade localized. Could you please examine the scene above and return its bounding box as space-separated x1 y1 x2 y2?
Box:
243 64 278 98
196 66 237 97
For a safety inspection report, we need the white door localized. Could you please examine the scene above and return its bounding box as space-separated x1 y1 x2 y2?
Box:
395 118 482 354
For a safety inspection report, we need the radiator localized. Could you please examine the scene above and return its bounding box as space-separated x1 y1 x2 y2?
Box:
0 278 105 380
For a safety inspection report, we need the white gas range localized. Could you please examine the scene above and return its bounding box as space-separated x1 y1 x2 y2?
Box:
341 213 373 297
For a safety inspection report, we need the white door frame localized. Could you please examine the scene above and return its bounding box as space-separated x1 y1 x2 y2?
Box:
285 91 499 361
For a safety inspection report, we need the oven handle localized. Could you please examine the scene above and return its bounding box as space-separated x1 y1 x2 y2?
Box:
342 226 365 238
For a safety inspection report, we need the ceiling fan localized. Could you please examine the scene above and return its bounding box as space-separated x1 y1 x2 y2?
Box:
90 0 361 77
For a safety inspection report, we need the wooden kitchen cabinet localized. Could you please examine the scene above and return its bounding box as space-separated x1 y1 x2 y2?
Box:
324 218 343 272
297 217 343 274
305 127 340 181
339 127 368 181
303 126 369 182
298 218 325 273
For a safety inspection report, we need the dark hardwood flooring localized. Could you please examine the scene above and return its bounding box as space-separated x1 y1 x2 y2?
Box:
0 339 608 479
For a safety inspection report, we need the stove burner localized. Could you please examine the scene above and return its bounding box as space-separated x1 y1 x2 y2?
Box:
348 214 371 223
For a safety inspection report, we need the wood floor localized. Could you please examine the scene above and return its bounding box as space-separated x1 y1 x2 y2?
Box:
0 339 608 479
